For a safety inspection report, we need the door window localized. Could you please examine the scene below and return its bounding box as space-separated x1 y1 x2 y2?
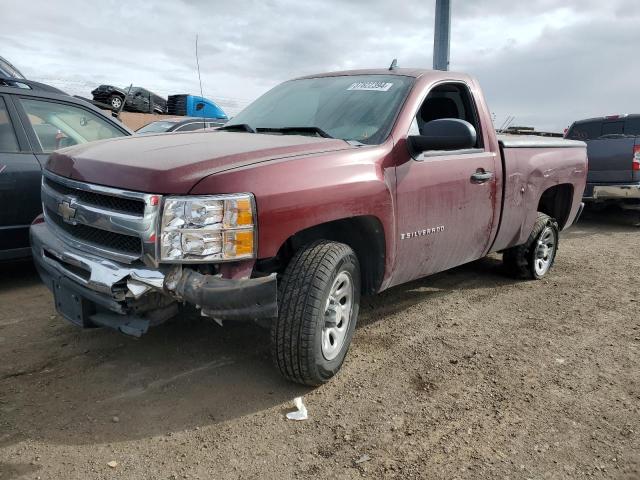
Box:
19 98 126 152
414 83 483 148
0 98 19 153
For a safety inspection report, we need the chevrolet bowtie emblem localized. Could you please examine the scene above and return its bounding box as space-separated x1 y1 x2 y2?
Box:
58 200 77 223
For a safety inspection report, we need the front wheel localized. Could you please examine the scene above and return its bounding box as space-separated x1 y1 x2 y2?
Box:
109 95 123 110
503 212 559 279
271 241 360 386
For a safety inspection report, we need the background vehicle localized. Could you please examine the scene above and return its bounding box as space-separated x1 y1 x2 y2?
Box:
167 94 228 119
0 56 26 79
136 117 226 134
91 85 167 114
31 68 586 385
0 79 131 260
566 115 640 206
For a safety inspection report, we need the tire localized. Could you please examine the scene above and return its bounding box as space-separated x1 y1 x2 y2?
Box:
503 212 559 280
271 240 361 386
109 95 123 110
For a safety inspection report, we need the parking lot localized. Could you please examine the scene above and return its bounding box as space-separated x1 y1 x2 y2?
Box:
1 206 638 480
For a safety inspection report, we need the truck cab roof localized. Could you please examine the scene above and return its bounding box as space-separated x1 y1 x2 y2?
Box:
294 68 471 80
296 68 475 83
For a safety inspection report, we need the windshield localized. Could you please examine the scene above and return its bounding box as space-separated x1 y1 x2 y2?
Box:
226 75 414 144
137 121 177 134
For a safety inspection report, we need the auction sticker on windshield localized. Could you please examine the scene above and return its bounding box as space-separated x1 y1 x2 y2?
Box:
347 81 393 92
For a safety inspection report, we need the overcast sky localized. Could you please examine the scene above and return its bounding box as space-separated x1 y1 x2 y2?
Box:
2 0 637 131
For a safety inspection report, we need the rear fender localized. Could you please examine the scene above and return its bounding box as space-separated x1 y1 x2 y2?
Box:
491 145 586 251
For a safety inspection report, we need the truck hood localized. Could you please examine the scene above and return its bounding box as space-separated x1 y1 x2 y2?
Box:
46 131 353 193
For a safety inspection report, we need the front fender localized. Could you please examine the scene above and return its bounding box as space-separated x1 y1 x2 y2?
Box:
189 144 397 282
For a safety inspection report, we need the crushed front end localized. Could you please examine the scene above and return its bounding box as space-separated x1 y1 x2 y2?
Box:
31 170 276 336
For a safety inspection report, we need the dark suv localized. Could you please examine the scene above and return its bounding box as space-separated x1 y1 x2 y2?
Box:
91 85 167 114
0 78 132 260
566 115 640 206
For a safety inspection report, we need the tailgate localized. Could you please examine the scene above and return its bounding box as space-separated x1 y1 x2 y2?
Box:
586 137 637 183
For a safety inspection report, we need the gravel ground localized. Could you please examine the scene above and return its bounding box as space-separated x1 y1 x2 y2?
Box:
0 206 639 480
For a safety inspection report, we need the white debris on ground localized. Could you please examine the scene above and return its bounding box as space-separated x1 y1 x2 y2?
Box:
285 396 308 421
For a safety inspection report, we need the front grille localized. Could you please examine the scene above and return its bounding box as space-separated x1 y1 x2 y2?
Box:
42 173 160 264
46 207 142 256
44 177 145 216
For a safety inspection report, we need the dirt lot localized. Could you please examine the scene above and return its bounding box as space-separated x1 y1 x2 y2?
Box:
1 207 639 480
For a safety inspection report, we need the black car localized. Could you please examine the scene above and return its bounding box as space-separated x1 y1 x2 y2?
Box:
91 85 167 114
136 117 226 134
0 77 132 260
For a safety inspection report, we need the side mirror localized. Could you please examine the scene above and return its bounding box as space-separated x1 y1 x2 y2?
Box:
409 118 477 153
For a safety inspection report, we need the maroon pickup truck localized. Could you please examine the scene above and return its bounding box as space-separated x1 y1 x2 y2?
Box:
30 68 587 385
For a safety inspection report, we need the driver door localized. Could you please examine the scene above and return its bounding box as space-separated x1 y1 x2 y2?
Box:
391 82 499 286
0 95 42 257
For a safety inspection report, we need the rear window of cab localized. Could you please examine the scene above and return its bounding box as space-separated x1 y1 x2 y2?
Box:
567 117 640 140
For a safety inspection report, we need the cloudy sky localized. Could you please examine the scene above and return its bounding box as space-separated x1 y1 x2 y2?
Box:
2 0 637 131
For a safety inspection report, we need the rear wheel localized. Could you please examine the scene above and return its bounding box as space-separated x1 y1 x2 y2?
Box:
271 240 360 386
504 212 559 279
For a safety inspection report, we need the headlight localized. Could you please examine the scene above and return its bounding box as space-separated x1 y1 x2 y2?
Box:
159 194 255 262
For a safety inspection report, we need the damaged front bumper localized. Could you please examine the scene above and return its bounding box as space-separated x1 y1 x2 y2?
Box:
30 222 277 336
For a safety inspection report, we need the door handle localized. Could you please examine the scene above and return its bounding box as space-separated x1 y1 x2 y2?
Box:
470 170 493 183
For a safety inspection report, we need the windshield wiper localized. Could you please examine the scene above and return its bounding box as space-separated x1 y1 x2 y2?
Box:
256 126 334 139
219 123 256 133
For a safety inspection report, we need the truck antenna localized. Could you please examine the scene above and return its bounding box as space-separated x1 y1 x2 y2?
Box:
389 58 398 70
195 34 206 130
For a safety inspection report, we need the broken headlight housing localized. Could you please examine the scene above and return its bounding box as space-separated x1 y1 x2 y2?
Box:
159 194 255 262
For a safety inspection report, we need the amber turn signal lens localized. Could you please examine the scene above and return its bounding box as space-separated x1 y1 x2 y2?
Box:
235 198 253 226
234 230 254 255
223 230 254 258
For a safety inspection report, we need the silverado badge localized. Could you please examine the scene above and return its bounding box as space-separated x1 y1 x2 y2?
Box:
401 226 445 240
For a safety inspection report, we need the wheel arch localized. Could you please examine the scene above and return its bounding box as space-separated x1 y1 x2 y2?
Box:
537 183 574 229
257 215 386 295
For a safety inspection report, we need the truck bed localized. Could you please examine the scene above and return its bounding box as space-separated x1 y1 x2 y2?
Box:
490 135 586 253
497 135 585 149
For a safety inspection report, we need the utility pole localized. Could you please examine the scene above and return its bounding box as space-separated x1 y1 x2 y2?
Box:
433 0 451 71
